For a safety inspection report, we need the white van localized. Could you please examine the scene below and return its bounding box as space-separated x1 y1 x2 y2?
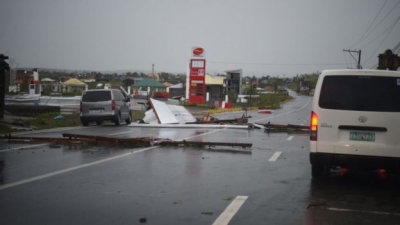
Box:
310 69 400 178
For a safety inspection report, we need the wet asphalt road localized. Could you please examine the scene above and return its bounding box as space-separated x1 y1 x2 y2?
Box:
1 94 400 225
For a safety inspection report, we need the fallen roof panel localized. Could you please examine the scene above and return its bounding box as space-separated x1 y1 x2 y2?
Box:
143 98 196 124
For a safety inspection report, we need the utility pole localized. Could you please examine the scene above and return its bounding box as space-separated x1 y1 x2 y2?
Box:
0 54 10 119
343 49 362 69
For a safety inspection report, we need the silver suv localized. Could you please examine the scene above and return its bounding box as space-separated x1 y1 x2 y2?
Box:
80 89 132 126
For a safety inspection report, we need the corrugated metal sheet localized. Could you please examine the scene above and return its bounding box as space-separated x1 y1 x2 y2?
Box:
143 98 196 124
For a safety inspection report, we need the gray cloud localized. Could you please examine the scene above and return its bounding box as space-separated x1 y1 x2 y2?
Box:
1 0 399 76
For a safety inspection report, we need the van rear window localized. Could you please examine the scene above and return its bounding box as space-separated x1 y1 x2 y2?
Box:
82 91 111 102
319 75 400 112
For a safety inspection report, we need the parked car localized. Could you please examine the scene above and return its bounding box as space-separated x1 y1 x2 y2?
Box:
310 69 400 178
80 89 132 126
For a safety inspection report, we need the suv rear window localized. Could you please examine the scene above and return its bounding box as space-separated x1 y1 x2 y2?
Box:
82 91 111 102
319 75 400 112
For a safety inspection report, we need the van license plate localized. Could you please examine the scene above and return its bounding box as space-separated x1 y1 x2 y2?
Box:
89 109 103 114
350 132 375 142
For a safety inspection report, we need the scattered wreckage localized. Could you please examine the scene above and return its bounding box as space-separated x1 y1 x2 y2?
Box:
252 122 309 133
131 98 251 129
0 98 309 154
135 98 310 133
0 133 253 154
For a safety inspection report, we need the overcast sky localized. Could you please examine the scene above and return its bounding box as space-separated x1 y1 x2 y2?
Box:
1 0 399 77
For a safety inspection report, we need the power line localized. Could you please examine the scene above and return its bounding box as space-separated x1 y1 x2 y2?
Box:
361 1 400 43
351 1 400 50
343 49 362 69
363 14 400 66
343 51 351 68
360 18 399 48
348 0 388 49
393 41 400 54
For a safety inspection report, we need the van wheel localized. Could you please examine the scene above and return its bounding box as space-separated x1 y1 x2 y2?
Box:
312 164 325 179
125 113 132 125
96 120 103 125
114 114 121 126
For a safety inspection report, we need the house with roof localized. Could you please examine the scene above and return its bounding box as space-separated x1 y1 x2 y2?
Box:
55 78 87 95
131 77 166 98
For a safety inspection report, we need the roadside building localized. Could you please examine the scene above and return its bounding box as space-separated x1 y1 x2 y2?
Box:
168 83 185 99
131 77 166 98
205 74 225 106
225 69 243 96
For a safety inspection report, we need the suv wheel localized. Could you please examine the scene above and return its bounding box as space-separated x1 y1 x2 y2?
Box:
125 113 132 125
114 113 121 126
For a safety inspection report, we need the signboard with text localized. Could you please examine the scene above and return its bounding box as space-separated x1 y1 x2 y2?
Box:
188 47 206 104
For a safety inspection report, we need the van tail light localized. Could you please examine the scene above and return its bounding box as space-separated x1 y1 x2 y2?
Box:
111 99 116 111
310 111 318 141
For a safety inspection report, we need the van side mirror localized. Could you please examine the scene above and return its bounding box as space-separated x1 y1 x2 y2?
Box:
125 97 131 102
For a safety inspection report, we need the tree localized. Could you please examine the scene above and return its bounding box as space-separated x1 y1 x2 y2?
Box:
243 85 257 95
227 89 237 104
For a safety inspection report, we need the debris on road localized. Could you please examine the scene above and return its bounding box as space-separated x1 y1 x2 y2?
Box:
188 113 249 124
253 122 309 133
139 98 249 128
142 98 197 124
0 133 253 153
258 109 272 114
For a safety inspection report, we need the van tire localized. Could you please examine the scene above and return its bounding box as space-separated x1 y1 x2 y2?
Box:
114 113 121 126
312 164 325 179
125 114 132 125
96 120 103 125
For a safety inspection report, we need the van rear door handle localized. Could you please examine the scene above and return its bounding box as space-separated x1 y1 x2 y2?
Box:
338 125 387 132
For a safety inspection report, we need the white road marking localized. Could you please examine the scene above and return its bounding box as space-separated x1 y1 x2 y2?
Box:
251 98 312 123
268 151 282 161
327 207 400 216
287 136 294 141
0 143 49 153
108 131 132 136
213 196 249 225
0 129 221 191
0 147 157 191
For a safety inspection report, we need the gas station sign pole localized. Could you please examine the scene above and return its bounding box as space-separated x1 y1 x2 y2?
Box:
188 47 206 104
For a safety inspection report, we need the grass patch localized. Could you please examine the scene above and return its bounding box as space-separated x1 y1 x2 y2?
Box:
0 124 14 134
26 112 81 130
1 110 147 133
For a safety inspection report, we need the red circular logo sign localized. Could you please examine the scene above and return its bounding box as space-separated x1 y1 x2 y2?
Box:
193 47 204 55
